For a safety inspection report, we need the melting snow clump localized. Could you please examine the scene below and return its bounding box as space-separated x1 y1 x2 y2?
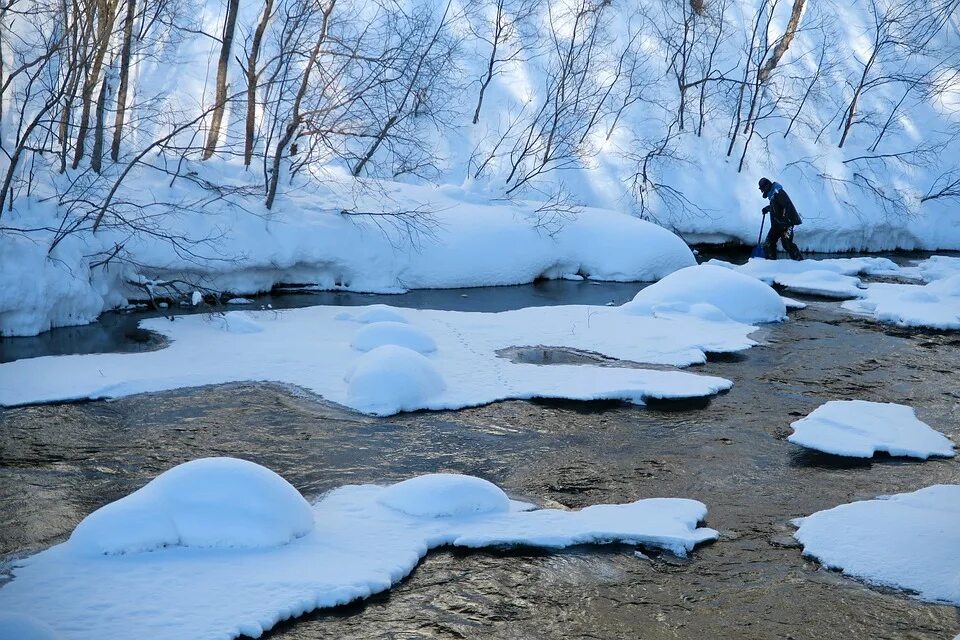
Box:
68 457 314 555
623 264 786 324
794 485 960 605
345 345 446 415
378 473 511 517
350 321 437 353
788 400 955 459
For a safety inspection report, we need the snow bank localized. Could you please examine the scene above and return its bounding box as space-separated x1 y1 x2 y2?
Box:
794 485 960 605
345 345 447 414
0 232 105 337
0 613 59 640
0 182 696 337
378 474 511 518
350 321 437 353
69 458 314 555
788 400 955 459
0 302 751 414
623 264 786 324
0 467 718 639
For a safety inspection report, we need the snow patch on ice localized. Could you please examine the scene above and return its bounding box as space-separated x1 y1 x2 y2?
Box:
623 264 786 324
780 296 807 310
794 485 960 605
378 474 511 518
843 280 960 330
345 345 446 414
350 321 437 353
226 297 254 305
68 458 314 555
707 257 900 283
788 400 955 459
0 467 719 640
771 270 864 299
0 303 748 414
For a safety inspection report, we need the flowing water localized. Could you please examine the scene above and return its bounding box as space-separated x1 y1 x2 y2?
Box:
1 269 959 639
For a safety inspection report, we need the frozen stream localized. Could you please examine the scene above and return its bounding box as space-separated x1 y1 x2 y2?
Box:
1 266 959 639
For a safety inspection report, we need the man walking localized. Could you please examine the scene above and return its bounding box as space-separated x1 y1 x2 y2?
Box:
758 177 803 260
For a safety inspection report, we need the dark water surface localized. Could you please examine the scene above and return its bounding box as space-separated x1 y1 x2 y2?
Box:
2 287 960 638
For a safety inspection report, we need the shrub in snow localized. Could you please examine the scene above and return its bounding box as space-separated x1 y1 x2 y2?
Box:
788 400 954 459
351 305 408 324
68 457 314 555
213 311 263 334
0 613 59 640
350 321 437 353
623 264 785 324
794 485 960 605
345 345 446 415
377 473 511 518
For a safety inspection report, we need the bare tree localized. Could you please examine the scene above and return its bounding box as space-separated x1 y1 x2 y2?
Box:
202 0 240 159
468 0 537 125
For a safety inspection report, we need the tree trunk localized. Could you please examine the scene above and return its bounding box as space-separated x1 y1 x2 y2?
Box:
110 0 137 161
202 0 240 160
91 67 111 173
757 0 805 84
265 0 336 209
72 0 114 169
244 0 273 166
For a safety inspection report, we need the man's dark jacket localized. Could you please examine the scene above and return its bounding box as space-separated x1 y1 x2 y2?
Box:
763 182 802 228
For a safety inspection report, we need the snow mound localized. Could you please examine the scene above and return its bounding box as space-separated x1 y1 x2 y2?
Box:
68 457 314 555
772 270 864 299
0 467 718 639
623 264 786 324
788 400 955 459
345 345 446 415
213 311 263 333
378 473 511 518
794 485 960 605
351 305 408 324
351 321 437 353
912 256 960 283
0 613 59 640
226 297 254 304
